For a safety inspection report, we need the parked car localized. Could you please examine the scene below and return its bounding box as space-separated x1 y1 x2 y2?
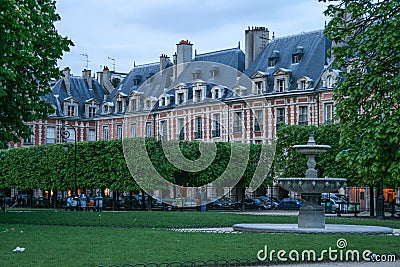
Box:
277 198 304 210
207 197 234 210
256 196 278 210
152 198 177 211
321 197 347 213
234 198 270 210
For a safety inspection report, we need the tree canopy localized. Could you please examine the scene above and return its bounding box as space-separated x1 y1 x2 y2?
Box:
322 0 400 187
0 0 73 147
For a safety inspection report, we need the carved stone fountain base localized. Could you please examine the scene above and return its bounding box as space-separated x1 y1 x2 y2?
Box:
298 193 325 228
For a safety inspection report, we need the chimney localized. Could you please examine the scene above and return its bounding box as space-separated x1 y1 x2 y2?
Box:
176 40 193 77
101 66 114 94
82 69 92 89
63 67 71 94
245 26 269 69
160 54 169 72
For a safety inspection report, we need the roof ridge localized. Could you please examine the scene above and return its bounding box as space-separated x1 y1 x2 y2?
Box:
272 29 324 42
195 47 241 57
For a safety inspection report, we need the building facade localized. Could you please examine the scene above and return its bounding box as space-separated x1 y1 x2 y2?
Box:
15 28 337 149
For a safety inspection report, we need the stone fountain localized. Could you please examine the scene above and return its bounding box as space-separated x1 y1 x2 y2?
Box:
233 133 393 234
277 133 346 229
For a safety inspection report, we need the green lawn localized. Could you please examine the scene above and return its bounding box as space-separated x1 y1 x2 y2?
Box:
0 210 399 267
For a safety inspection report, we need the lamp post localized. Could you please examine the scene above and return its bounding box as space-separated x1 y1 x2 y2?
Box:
377 176 385 220
60 123 77 197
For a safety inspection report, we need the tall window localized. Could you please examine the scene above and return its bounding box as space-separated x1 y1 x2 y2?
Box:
88 107 96 118
255 81 263 94
160 121 167 139
88 129 96 141
233 111 242 133
117 125 123 139
177 93 185 104
102 126 109 141
46 127 55 144
178 118 185 140
67 105 76 116
298 106 308 125
117 101 123 113
194 90 202 102
194 116 203 139
277 79 285 92
254 110 263 132
268 58 277 67
146 122 152 138
212 114 221 138
130 123 137 138
276 108 286 125
131 98 137 111
324 103 334 124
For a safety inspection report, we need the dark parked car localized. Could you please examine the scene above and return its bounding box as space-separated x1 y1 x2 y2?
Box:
277 198 304 210
152 199 177 211
207 197 234 210
234 198 270 210
256 196 278 210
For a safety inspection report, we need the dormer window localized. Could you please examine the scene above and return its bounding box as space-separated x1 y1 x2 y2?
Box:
194 89 202 102
268 58 277 68
273 68 291 93
103 104 109 114
85 99 98 118
116 100 123 113
192 81 206 102
129 91 143 112
292 54 302 64
277 79 285 92
327 75 334 88
177 93 185 104
232 86 246 97
64 97 79 117
209 66 219 79
211 86 222 99
297 76 312 90
133 75 142 86
192 68 201 80
115 92 127 113
175 83 188 105
251 71 268 94
322 70 339 89
268 50 279 68
158 94 170 107
144 97 156 110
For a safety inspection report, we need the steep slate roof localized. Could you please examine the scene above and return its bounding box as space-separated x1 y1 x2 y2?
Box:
194 47 245 72
244 30 331 92
47 76 107 118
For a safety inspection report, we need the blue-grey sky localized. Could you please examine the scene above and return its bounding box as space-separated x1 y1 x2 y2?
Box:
55 0 329 75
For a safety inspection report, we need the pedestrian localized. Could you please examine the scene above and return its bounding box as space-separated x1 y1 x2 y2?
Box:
96 192 103 212
71 195 78 211
66 196 72 211
80 192 87 211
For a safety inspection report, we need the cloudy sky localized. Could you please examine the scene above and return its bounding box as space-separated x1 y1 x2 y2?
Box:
55 0 329 75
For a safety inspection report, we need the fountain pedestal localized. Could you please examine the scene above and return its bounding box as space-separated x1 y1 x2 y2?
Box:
298 193 325 228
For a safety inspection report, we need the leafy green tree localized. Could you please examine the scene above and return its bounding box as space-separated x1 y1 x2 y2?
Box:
0 0 73 147
322 0 400 187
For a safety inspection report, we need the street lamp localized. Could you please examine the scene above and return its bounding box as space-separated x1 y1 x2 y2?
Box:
60 123 77 197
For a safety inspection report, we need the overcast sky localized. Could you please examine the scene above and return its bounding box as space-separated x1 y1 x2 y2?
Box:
55 0 329 75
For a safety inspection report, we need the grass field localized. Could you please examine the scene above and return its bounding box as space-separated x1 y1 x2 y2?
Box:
0 210 399 267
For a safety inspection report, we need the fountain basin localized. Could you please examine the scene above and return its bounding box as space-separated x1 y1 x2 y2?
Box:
278 177 347 194
292 144 331 155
